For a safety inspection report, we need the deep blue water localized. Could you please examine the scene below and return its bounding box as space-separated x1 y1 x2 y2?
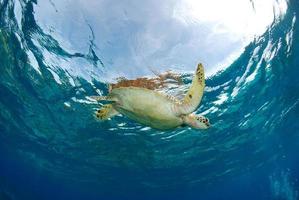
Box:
0 0 299 199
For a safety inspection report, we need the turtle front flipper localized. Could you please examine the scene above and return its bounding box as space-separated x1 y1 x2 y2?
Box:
96 104 119 120
175 63 205 115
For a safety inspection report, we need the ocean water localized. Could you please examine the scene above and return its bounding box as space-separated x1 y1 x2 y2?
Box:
0 0 299 200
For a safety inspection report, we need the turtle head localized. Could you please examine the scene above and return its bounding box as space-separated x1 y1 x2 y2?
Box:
182 114 210 129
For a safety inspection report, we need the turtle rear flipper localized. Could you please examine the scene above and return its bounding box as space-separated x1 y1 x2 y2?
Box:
96 104 119 120
89 95 118 102
175 63 205 115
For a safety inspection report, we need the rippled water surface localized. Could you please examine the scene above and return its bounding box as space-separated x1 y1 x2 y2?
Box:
0 0 299 199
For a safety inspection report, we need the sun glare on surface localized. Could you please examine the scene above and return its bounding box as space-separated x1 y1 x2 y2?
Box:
174 0 287 42
172 0 288 75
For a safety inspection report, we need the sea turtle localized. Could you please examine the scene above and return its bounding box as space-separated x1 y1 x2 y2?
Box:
91 63 210 130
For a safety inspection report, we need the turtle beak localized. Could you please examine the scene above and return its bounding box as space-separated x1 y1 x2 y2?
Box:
206 121 211 128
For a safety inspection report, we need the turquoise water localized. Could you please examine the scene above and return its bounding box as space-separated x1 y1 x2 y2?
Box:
0 0 299 199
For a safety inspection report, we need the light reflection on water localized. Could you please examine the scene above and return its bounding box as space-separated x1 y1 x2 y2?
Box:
33 0 288 81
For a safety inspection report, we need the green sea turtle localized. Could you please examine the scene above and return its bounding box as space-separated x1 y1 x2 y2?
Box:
91 63 210 130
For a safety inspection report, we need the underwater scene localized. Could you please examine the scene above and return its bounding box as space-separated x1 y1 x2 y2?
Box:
0 0 299 199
